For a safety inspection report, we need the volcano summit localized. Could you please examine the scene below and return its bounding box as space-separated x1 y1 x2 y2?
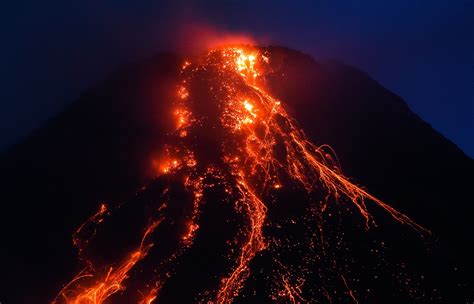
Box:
1 46 472 303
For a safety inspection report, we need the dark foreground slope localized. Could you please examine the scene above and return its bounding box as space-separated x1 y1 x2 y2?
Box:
0 47 472 303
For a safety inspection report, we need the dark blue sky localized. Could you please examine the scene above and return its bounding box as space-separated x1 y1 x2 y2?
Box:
1 0 473 156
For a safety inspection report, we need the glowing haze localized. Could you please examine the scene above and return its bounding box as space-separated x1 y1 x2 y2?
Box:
173 24 258 54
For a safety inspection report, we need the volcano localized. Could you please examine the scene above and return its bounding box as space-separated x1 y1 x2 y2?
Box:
0 46 472 303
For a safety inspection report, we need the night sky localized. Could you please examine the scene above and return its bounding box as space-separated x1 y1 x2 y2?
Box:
1 0 472 156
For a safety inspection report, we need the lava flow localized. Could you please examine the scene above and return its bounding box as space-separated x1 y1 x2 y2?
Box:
54 46 430 304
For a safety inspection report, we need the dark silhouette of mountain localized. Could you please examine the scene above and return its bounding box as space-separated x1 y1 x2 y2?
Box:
0 47 472 303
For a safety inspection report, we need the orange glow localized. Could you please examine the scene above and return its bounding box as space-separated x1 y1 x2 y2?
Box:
139 286 160 304
182 61 191 70
54 220 162 304
157 159 178 174
55 45 429 304
170 46 426 302
177 86 189 99
174 108 190 129
182 222 199 242
235 49 258 78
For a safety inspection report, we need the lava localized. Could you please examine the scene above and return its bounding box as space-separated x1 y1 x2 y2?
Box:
54 216 162 304
54 45 429 303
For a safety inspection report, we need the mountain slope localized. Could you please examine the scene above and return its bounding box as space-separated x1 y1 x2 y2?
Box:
0 46 472 303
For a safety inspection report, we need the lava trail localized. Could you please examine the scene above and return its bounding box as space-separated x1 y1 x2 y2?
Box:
53 46 429 304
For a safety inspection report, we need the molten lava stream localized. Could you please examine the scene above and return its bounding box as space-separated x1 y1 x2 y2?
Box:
215 178 267 303
54 217 162 304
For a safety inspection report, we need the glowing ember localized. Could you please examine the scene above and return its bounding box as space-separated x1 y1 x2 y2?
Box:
54 45 429 303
